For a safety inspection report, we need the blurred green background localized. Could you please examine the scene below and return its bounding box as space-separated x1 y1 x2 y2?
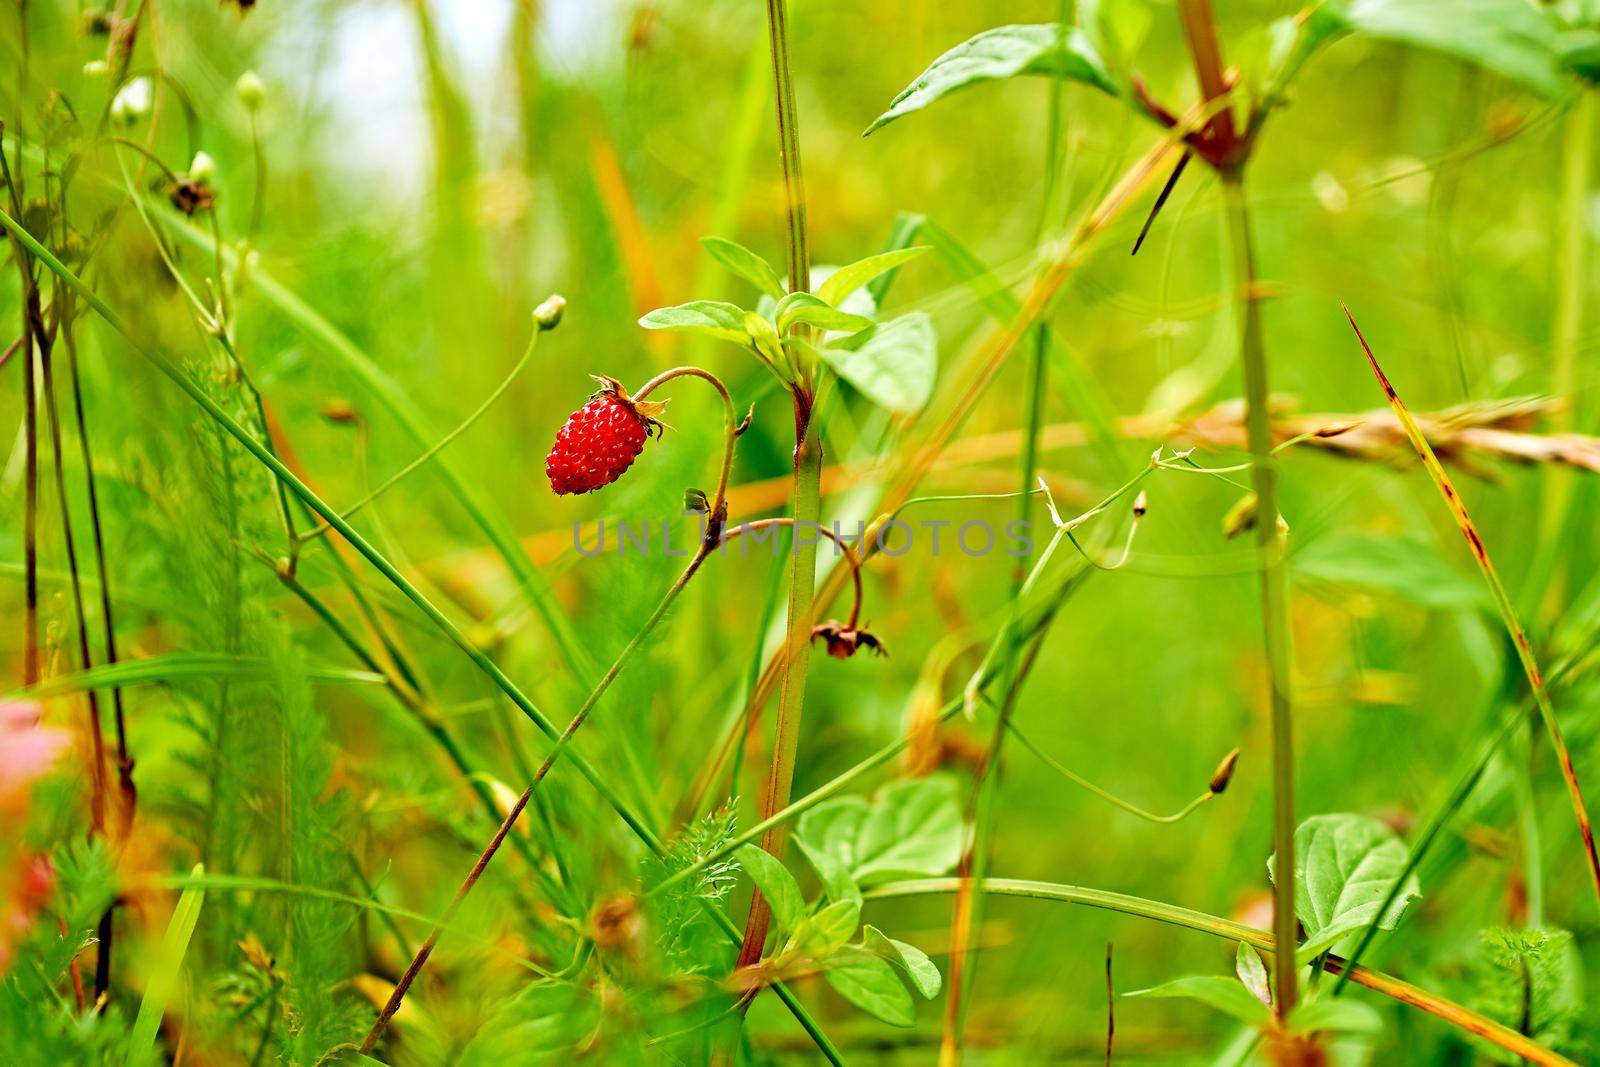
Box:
3 0 1599 1062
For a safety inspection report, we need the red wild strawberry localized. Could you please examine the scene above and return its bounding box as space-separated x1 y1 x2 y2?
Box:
546 376 666 495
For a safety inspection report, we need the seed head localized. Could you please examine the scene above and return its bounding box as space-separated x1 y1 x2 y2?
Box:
810 621 887 660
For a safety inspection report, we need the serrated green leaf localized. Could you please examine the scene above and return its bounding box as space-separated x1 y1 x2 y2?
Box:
867 24 1116 135
1288 996 1384 1036
816 247 929 307
1270 813 1422 960
816 312 938 415
823 946 916 1027
736 844 804 933
795 775 964 887
701 236 786 299
864 925 942 999
1292 532 1490 610
775 292 874 335
1125 975 1271 1027
639 301 750 345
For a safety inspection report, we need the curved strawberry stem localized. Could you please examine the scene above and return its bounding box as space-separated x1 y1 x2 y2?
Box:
632 365 744 535
358 364 750 1055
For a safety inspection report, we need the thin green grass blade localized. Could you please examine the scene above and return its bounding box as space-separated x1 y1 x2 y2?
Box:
1345 307 1600 908
127 863 206 1063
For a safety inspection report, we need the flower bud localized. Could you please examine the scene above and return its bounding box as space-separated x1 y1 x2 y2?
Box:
82 59 110 78
534 293 566 330
188 151 216 185
110 76 152 125
236 70 265 111
1209 748 1241 794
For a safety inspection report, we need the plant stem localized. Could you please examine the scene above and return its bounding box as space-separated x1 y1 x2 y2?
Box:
1530 93 1595 621
0 202 854 1057
62 317 135 832
736 0 820 982
359 367 741 1054
764 0 808 295
1220 172 1296 1019
360 545 712 1055
736 399 821 968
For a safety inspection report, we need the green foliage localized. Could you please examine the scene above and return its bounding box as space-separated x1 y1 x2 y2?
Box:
1292 532 1489 609
1127 974 1272 1026
865 25 1116 135
128 865 206 1060
811 313 938 414
821 946 915 1027
456 983 601 1066
1272 813 1422 960
1461 927 1586 1064
793 775 964 887
700 237 787 300
644 807 741 976
1269 0 1571 100
4 0 1600 1062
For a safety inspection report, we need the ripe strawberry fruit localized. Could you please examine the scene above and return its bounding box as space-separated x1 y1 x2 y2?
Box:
546 376 666 495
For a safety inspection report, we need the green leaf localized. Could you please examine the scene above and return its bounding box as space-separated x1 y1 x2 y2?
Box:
1292 532 1490 610
866 24 1116 135
1287 996 1384 1036
701 236 786 299
1125 975 1271 1027
1281 0 1569 100
864 924 942 999
816 247 929 307
1462 927 1584 1065
736 844 804 933
128 863 207 1063
823 946 916 1027
1270 813 1422 959
792 899 862 955
1235 942 1272 1007
1556 28 1600 82
794 774 964 887
816 312 938 415
457 983 600 1065
796 836 863 910
743 309 786 366
1079 0 1153 75
639 300 750 345
775 292 875 335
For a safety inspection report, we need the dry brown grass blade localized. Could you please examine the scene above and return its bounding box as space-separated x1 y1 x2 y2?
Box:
1345 307 1600 909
